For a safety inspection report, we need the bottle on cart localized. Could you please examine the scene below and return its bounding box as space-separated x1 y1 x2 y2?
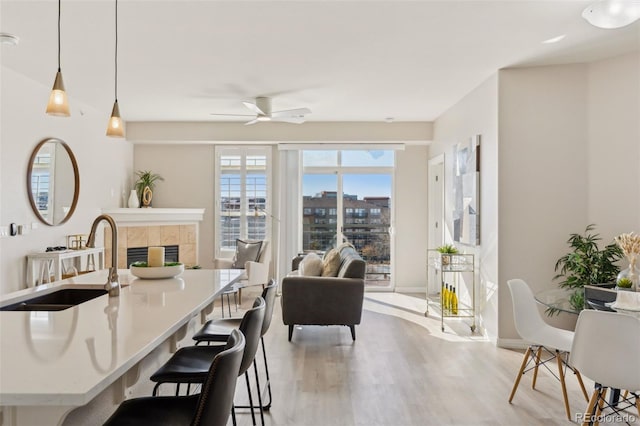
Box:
445 283 451 312
451 287 458 315
441 283 448 311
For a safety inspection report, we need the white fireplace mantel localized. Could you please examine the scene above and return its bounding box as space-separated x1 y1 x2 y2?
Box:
101 208 205 225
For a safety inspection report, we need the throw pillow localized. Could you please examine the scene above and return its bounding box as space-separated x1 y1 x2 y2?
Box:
321 248 341 277
300 252 323 276
231 239 263 269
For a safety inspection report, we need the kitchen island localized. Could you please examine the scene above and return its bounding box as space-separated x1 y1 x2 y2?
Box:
0 268 242 426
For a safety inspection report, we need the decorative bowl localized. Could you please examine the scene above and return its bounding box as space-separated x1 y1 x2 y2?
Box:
130 263 185 280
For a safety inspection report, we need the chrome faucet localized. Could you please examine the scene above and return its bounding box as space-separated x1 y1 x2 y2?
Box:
87 214 120 297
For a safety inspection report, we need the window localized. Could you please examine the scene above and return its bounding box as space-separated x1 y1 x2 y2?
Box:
216 147 271 252
329 208 337 216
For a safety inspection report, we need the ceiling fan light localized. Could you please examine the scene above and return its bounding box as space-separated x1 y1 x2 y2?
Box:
106 100 125 138
582 0 640 29
257 116 271 122
46 71 70 116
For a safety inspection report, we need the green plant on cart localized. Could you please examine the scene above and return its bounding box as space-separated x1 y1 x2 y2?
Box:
436 244 459 254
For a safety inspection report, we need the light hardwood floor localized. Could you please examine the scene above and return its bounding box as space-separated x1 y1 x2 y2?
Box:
224 287 638 426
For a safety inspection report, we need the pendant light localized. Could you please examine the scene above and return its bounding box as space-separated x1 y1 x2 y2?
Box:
107 0 124 137
46 0 70 117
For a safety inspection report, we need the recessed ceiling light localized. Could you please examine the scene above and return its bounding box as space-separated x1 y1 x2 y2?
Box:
542 34 566 44
0 33 19 46
384 117 394 123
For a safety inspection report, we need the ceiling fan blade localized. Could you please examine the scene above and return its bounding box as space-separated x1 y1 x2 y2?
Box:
210 113 257 117
270 107 312 118
242 101 265 116
244 118 260 126
271 116 306 124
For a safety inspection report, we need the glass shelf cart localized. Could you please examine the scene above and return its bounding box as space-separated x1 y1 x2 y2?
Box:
425 250 476 332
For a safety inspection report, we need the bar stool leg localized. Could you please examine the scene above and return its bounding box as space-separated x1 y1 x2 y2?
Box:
261 336 272 410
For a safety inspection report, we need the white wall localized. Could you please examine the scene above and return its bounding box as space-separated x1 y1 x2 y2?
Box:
394 144 429 291
0 67 133 294
133 144 216 268
431 74 499 340
587 52 640 237
498 64 589 340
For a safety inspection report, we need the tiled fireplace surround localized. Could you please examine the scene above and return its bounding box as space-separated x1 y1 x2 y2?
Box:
101 208 204 269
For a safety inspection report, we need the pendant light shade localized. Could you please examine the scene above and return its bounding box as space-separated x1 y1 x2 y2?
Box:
46 70 70 116
107 0 124 138
46 0 70 117
107 100 124 137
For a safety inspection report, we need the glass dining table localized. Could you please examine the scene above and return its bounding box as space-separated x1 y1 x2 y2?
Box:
534 285 638 408
534 287 581 315
535 285 640 317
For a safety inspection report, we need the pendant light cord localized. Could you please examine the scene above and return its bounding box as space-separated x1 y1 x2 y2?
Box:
114 0 118 101
57 0 61 72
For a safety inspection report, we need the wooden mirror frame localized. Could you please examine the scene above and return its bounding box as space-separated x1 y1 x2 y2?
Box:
26 138 80 226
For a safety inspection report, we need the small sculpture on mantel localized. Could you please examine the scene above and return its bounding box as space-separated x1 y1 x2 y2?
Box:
142 186 153 208
134 170 163 208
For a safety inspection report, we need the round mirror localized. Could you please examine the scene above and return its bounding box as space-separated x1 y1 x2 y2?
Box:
27 138 79 226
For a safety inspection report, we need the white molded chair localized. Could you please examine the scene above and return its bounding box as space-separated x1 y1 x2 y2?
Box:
507 278 588 420
570 310 640 426
214 241 270 304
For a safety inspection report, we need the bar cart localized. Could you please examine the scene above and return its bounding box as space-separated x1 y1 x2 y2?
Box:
425 249 476 332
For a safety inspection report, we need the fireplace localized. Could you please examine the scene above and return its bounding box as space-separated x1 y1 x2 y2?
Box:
127 245 179 266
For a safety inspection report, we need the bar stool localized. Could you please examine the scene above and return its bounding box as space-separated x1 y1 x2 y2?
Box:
150 297 266 426
104 330 245 426
193 279 277 410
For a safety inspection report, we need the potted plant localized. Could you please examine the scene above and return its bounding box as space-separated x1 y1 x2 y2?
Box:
134 170 164 207
436 244 458 265
551 224 622 314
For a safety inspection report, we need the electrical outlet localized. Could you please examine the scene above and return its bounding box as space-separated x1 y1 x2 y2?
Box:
0 226 8 237
31 222 38 230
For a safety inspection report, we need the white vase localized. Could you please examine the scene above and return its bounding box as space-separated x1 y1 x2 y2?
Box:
127 189 139 208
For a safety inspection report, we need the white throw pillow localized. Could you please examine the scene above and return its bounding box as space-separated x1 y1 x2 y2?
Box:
300 252 323 276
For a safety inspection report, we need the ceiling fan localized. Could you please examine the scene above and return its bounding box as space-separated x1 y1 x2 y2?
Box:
210 96 311 125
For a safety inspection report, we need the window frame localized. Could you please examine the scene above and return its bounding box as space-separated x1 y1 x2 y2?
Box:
215 146 272 257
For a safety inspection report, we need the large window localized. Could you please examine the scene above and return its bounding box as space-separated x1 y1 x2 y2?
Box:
302 149 394 288
216 147 270 252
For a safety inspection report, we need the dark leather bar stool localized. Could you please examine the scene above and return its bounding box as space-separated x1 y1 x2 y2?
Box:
193 279 277 410
103 329 245 426
151 297 266 426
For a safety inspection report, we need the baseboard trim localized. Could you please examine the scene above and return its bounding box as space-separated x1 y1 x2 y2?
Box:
497 338 528 349
394 286 425 294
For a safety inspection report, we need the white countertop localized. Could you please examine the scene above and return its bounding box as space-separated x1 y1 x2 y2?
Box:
0 268 241 407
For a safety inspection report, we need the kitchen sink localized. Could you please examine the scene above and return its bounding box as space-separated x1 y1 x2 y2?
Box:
0 288 108 311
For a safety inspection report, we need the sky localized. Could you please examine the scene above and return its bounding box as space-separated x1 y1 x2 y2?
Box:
303 174 392 198
302 150 394 198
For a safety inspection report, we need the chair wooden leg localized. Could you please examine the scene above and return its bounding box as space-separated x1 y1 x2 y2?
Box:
532 346 542 390
555 350 571 420
582 388 602 426
509 347 533 403
288 325 294 342
349 325 356 341
238 288 243 305
594 388 607 426
574 370 589 401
